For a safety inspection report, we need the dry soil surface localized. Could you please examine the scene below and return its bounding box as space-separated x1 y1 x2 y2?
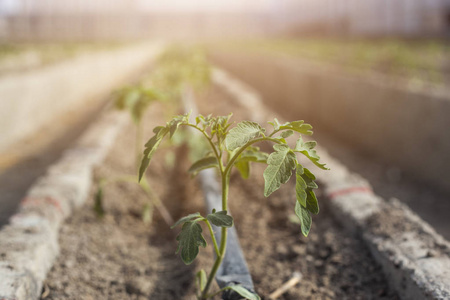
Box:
42 88 399 300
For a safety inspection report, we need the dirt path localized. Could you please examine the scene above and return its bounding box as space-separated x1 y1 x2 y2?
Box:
42 87 398 299
0 98 108 228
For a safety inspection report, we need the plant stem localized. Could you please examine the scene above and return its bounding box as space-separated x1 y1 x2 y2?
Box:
135 122 143 170
184 124 223 173
201 173 230 299
204 219 220 257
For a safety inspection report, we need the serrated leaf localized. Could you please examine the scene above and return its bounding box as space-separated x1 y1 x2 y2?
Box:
294 136 328 170
296 166 320 214
295 168 307 207
279 120 313 135
168 114 189 138
236 147 269 164
235 160 250 179
153 125 166 135
225 121 264 151
139 128 168 181
263 144 297 197
196 269 207 292
225 285 261 300
268 118 281 131
206 210 233 228
302 167 318 189
281 130 294 138
306 190 319 214
188 156 219 175
211 113 233 141
171 212 202 228
295 201 312 237
175 221 207 265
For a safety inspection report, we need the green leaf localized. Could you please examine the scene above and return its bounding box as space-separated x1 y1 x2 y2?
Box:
196 269 207 292
279 120 313 135
188 156 219 175
235 160 250 179
175 221 207 265
211 113 233 141
236 147 269 164
139 126 171 181
295 168 307 208
306 190 319 215
225 121 264 151
233 147 268 179
302 168 318 189
296 166 320 214
225 285 261 300
268 118 281 131
206 210 233 228
295 201 312 237
280 130 294 138
168 114 189 138
171 212 202 228
294 136 328 170
263 144 297 197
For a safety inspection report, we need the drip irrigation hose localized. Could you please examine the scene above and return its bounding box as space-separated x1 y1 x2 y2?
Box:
199 170 257 299
181 87 258 299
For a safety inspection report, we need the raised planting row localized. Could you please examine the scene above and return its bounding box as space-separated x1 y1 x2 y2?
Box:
40 82 398 299
208 50 450 239
2 48 447 300
0 42 124 75
0 42 163 153
208 38 450 85
210 67 450 300
0 108 128 299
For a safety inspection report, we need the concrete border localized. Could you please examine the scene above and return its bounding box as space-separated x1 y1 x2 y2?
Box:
212 67 450 300
0 108 128 300
209 51 450 195
0 42 162 152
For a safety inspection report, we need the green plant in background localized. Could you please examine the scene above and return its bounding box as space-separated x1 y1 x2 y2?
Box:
151 46 211 101
114 85 163 166
94 84 174 224
94 46 211 225
139 113 328 299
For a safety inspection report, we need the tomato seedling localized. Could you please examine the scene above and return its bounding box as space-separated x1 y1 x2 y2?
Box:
139 113 328 299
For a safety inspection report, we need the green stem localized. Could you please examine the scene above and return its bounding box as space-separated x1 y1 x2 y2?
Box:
200 173 229 299
204 219 220 257
135 122 143 170
184 124 224 173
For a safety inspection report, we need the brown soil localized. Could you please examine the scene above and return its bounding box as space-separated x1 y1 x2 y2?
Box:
42 87 399 299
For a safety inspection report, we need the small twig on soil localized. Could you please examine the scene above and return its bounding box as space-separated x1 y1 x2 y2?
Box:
268 271 303 299
41 283 50 299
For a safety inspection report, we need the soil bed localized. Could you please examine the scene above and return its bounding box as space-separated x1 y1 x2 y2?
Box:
42 87 398 299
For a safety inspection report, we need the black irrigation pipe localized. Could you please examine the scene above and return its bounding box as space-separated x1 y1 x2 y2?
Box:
199 170 257 299
182 88 258 299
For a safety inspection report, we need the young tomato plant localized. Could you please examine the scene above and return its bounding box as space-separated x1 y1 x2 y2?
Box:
139 113 328 299
93 85 174 226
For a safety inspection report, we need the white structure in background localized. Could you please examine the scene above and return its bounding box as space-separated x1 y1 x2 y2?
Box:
0 0 449 39
273 0 450 36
